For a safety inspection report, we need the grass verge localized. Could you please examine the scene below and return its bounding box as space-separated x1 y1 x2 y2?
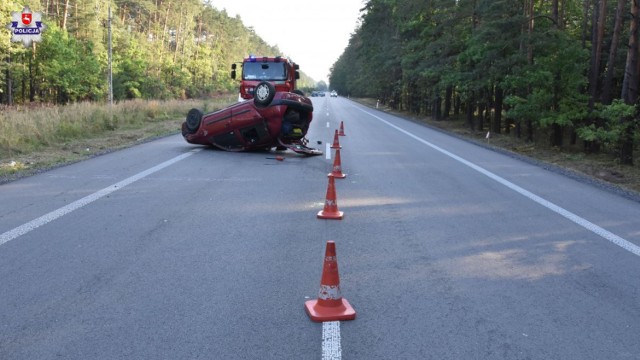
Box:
0 96 236 183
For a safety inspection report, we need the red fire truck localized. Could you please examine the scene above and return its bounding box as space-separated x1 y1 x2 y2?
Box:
231 55 302 100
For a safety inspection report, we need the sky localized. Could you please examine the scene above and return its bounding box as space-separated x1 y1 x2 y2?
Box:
210 0 366 85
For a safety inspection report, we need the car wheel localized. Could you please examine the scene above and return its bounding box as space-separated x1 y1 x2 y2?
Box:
254 81 276 107
292 89 305 96
185 108 203 133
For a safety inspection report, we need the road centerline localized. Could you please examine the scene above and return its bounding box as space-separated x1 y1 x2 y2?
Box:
0 148 202 247
322 321 342 360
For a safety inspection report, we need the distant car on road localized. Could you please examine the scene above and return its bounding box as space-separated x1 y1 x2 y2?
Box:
330 90 338 97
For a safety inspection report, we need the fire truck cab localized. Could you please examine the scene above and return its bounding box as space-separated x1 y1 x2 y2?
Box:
231 55 300 100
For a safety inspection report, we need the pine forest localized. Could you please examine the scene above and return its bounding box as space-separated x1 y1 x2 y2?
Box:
2 0 640 165
0 0 315 104
331 0 640 165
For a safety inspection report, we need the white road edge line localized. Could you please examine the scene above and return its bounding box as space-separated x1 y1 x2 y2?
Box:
355 106 640 257
322 321 342 360
0 149 202 247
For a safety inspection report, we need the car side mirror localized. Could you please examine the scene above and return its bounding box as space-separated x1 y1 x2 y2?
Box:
295 71 300 80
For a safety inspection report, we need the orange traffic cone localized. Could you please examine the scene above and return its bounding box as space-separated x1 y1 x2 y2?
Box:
305 241 356 322
317 175 343 220
328 148 346 179
338 121 346 136
331 129 341 149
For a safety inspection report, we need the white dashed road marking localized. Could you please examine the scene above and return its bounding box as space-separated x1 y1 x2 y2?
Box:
322 321 342 360
0 149 202 247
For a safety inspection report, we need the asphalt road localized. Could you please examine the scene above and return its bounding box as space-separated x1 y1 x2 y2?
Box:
1 96 640 359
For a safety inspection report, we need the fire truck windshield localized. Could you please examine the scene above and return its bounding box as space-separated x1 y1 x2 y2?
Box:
242 62 287 81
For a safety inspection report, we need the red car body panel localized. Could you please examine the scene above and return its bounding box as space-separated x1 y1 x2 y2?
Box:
181 90 319 154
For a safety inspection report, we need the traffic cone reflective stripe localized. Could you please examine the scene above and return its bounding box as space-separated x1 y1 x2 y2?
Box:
328 148 346 178
331 129 341 149
317 176 343 220
305 241 356 322
318 284 342 305
338 121 346 136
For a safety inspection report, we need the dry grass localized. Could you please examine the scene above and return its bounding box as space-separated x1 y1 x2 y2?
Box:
0 96 236 182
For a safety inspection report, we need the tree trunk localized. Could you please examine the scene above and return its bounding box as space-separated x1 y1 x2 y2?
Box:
619 0 640 165
527 0 534 65
161 4 171 48
477 103 485 131
551 0 563 147
602 0 627 104
5 53 13 105
526 0 534 143
466 100 475 130
551 124 563 147
61 0 70 30
434 95 442 120
588 0 607 110
493 86 503 134
621 0 639 104
443 86 452 118
174 7 186 65
22 56 26 102
30 43 36 102
582 0 590 48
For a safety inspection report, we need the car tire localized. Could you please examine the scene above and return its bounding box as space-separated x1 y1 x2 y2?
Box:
185 108 203 133
254 81 276 107
292 89 305 96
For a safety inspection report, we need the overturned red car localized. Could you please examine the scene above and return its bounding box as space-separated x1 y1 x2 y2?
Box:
181 81 322 155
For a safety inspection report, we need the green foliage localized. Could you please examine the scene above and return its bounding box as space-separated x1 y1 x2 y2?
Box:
331 0 638 162
599 99 637 120
577 100 638 147
504 27 590 127
112 32 148 100
35 24 104 102
0 0 308 105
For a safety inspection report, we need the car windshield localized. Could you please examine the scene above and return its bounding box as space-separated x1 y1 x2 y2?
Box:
242 61 287 81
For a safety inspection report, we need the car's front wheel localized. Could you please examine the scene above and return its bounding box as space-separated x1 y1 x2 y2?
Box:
185 108 203 133
254 81 276 107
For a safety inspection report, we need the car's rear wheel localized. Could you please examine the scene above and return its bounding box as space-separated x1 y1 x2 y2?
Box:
254 81 276 107
185 108 203 133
